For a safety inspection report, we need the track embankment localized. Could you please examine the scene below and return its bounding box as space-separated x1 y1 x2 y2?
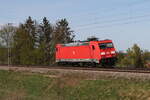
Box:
0 66 150 79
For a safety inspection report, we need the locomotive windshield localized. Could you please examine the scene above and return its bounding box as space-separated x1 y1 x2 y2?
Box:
99 43 113 49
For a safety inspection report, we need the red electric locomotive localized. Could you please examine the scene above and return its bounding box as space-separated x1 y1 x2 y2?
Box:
55 39 117 67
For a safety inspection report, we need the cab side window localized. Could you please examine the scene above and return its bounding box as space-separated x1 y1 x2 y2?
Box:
92 45 95 50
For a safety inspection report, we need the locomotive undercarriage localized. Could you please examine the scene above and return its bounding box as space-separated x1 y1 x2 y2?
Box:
57 57 117 67
100 57 117 67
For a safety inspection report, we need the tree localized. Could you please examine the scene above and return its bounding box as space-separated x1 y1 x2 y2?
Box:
12 17 37 65
12 24 31 65
38 17 53 65
0 24 16 47
24 16 37 48
54 18 74 44
131 44 144 67
142 50 150 67
142 50 150 61
0 24 16 65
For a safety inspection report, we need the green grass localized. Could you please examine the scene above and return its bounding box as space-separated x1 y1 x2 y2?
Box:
0 70 150 100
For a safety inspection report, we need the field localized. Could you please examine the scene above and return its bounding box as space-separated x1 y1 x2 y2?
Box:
0 69 150 100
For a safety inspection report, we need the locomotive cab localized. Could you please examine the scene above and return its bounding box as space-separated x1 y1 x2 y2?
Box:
98 41 117 66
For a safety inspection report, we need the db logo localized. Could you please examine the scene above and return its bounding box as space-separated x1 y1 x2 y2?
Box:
73 51 75 55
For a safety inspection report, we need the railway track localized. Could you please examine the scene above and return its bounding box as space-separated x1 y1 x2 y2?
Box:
1 65 150 74
50 67 150 73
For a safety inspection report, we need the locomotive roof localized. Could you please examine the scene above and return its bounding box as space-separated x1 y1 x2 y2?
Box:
62 42 89 46
58 39 112 47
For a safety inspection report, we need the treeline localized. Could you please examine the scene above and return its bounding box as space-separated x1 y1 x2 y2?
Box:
0 16 74 65
117 44 150 68
0 17 150 67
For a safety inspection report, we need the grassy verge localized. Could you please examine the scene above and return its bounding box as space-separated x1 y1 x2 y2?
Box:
0 70 150 100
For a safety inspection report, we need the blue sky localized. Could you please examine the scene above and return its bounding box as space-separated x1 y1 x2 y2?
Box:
0 0 150 51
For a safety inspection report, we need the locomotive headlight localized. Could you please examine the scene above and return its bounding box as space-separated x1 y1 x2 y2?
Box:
111 51 115 54
101 52 106 55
